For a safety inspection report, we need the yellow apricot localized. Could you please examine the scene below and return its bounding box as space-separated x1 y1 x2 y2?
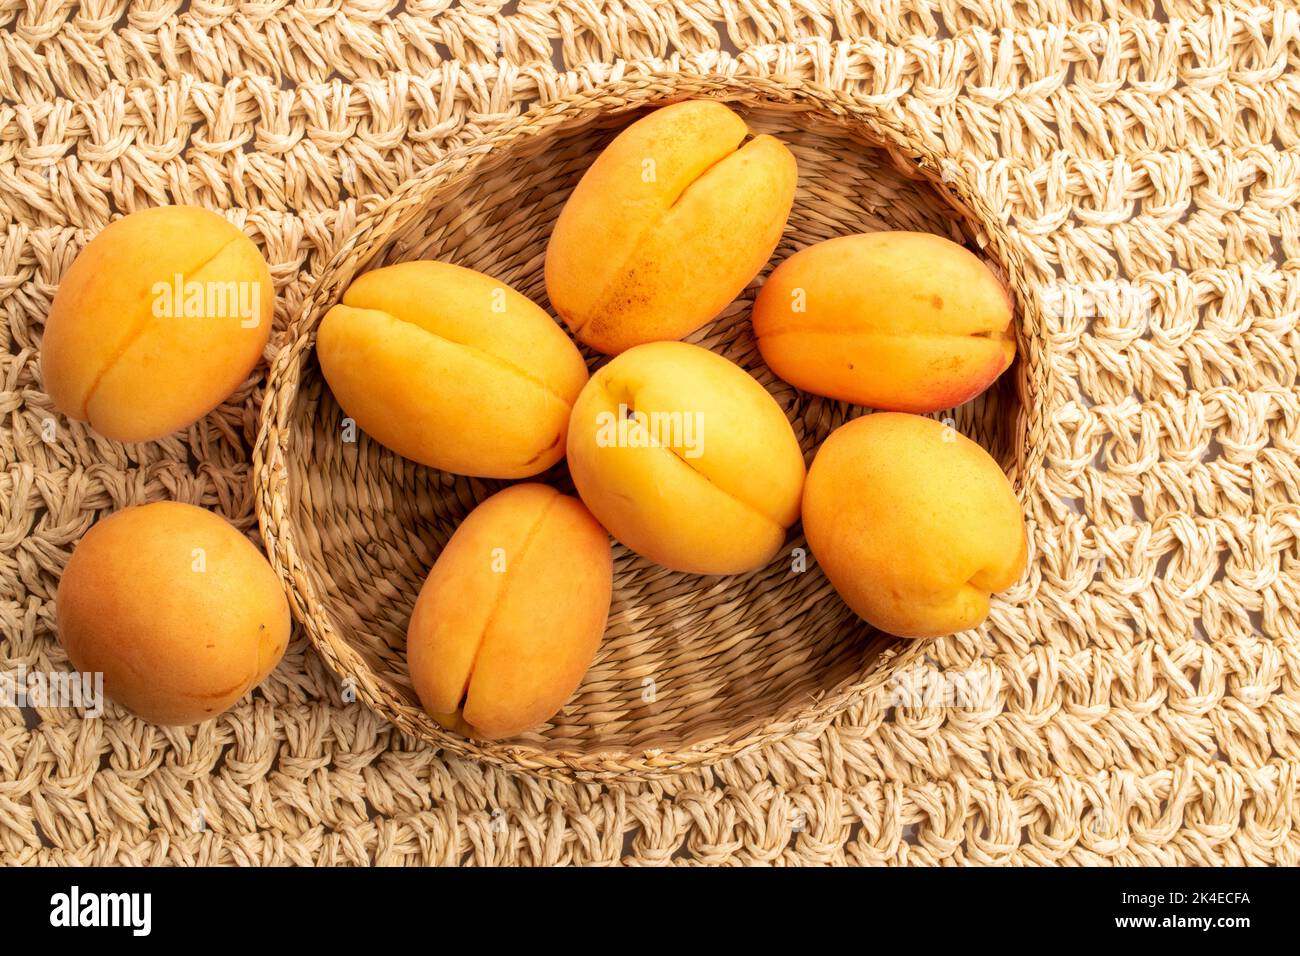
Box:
56 501 290 725
41 205 274 443
802 413 1026 638
407 484 612 739
316 261 588 479
753 232 1014 413
545 100 797 354
566 341 805 575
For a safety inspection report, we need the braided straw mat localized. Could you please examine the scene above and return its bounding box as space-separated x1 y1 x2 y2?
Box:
3 0 1299 866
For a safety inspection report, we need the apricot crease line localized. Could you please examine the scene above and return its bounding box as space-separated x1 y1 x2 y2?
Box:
450 490 562 715
79 233 246 421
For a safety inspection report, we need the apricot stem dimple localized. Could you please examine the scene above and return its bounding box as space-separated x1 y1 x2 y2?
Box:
664 132 749 212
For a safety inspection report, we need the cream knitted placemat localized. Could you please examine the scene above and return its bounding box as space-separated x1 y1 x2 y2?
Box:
2 1 1297 865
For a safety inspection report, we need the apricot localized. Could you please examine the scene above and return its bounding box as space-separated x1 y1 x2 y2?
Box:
753 232 1015 413
316 261 588 479
802 413 1026 638
41 205 274 443
407 484 612 739
56 501 290 725
566 341 805 575
545 100 797 354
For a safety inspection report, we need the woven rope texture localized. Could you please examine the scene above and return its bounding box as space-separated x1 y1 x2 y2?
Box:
2 1 1299 863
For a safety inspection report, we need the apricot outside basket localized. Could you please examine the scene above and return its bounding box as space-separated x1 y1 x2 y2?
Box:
253 72 1051 783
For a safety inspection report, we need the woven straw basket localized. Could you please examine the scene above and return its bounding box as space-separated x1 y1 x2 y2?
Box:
254 72 1050 783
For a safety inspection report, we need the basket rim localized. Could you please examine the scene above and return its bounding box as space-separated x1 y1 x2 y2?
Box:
252 69 1054 784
